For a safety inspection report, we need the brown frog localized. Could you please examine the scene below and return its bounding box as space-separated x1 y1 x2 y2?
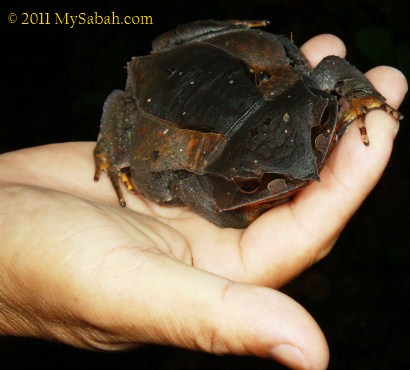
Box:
94 20 402 228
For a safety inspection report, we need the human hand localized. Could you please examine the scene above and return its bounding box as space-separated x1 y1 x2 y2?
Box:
0 34 406 370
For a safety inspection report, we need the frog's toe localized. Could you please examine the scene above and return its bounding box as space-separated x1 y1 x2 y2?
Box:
94 141 130 207
341 95 403 145
93 137 108 182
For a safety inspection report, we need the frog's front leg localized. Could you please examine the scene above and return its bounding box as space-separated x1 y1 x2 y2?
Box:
312 55 403 145
94 90 137 206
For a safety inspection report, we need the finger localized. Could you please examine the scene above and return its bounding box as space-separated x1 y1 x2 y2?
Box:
240 66 407 287
300 34 346 67
366 66 408 108
71 253 329 370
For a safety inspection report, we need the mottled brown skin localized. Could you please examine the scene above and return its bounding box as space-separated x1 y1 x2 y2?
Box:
94 20 402 228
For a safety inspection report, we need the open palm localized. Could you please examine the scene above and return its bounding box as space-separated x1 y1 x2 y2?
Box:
0 34 406 370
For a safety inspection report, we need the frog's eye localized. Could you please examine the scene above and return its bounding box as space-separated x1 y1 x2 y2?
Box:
234 178 261 194
259 70 272 82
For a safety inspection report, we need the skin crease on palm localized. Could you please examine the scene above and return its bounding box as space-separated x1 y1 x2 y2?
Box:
0 34 407 370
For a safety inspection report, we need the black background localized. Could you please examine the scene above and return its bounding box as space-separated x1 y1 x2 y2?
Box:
1 0 409 369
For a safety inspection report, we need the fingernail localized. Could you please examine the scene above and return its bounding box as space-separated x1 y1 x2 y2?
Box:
270 344 310 370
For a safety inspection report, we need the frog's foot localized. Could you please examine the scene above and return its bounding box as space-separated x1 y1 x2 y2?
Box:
341 96 403 145
93 139 135 207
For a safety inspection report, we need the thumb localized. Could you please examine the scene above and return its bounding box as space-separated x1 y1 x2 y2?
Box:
76 253 329 370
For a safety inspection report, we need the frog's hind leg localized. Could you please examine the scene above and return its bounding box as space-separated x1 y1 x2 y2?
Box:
311 55 403 145
94 90 137 206
152 19 269 53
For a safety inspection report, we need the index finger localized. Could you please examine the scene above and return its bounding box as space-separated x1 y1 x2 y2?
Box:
300 34 346 66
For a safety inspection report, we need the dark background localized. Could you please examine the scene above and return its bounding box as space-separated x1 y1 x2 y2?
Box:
1 0 409 369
